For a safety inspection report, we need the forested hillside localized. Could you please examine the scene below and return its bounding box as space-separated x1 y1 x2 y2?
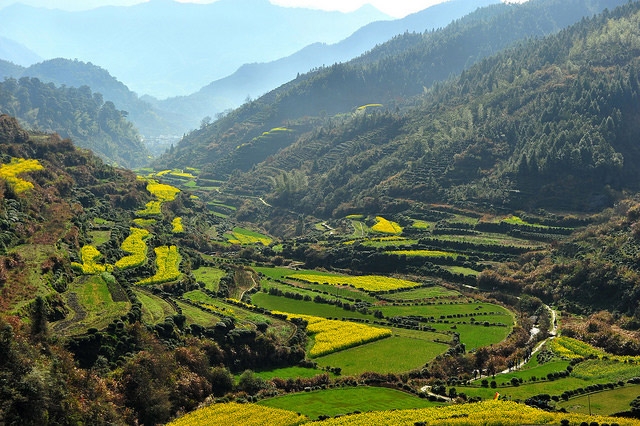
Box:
232 1 640 216
155 0 626 181
0 58 187 142
0 76 150 167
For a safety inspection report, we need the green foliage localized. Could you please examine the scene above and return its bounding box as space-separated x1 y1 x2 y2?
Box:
0 77 149 167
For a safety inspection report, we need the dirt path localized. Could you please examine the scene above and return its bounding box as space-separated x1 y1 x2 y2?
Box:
52 292 86 333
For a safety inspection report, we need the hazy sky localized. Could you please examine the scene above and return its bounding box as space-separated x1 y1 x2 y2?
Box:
0 0 524 18
0 0 530 18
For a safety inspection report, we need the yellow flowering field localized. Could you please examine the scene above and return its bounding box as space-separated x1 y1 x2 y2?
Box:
133 218 156 227
306 399 640 426
167 402 307 426
371 216 402 234
147 181 180 201
137 200 163 217
138 245 181 285
288 273 420 292
172 217 184 233
226 227 272 245
0 157 44 193
136 180 180 216
71 245 109 274
273 312 391 357
115 228 149 270
550 336 640 362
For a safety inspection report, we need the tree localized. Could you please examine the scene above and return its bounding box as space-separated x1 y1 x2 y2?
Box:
30 296 49 342
236 369 266 395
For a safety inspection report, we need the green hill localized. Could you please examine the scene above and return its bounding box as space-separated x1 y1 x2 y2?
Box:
154 0 627 185
0 77 150 168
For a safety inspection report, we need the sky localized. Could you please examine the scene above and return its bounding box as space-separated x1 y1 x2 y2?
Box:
0 0 523 19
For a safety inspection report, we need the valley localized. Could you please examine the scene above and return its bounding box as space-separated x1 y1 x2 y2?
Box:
1 1 640 425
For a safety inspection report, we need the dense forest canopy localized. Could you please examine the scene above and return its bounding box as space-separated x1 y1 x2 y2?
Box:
0 76 150 168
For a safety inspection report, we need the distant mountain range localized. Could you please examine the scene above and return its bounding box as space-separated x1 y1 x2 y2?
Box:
0 0 389 98
0 35 40 66
0 0 499 141
149 0 501 131
156 0 633 214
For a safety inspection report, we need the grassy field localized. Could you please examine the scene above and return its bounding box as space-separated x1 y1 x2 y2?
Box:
433 322 512 350
314 334 449 376
442 265 482 276
378 301 513 319
258 386 442 419
260 274 378 303
458 377 590 401
252 366 334 381
430 232 544 249
382 286 462 300
251 292 373 320
175 300 221 327
491 360 571 385
59 274 130 335
259 280 375 305
193 266 225 292
557 384 640 416
183 290 294 339
133 289 176 324
88 229 111 246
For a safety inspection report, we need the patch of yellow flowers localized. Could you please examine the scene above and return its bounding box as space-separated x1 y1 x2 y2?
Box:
273 312 391 357
138 245 181 285
0 157 44 193
288 273 420 292
166 402 307 426
115 227 150 270
371 216 402 234
306 399 640 426
71 245 110 274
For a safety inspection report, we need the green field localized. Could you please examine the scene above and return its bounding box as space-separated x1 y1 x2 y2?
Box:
258 386 442 419
58 274 130 335
193 266 226 292
443 265 482 276
175 300 221 328
133 289 176 324
490 360 571 385
458 377 590 401
314 334 449 376
185 291 271 323
252 366 333 381
260 280 375 305
383 286 462 301
378 302 513 319
430 232 544 249
88 229 111 246
251 292 372 320
557 384 640 416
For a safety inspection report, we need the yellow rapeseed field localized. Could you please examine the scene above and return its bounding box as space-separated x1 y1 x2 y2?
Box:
273 311 391 357
0 157 44 193
371 216 402 234
288 273 420 292
166 402 307 426
305 399 640 426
